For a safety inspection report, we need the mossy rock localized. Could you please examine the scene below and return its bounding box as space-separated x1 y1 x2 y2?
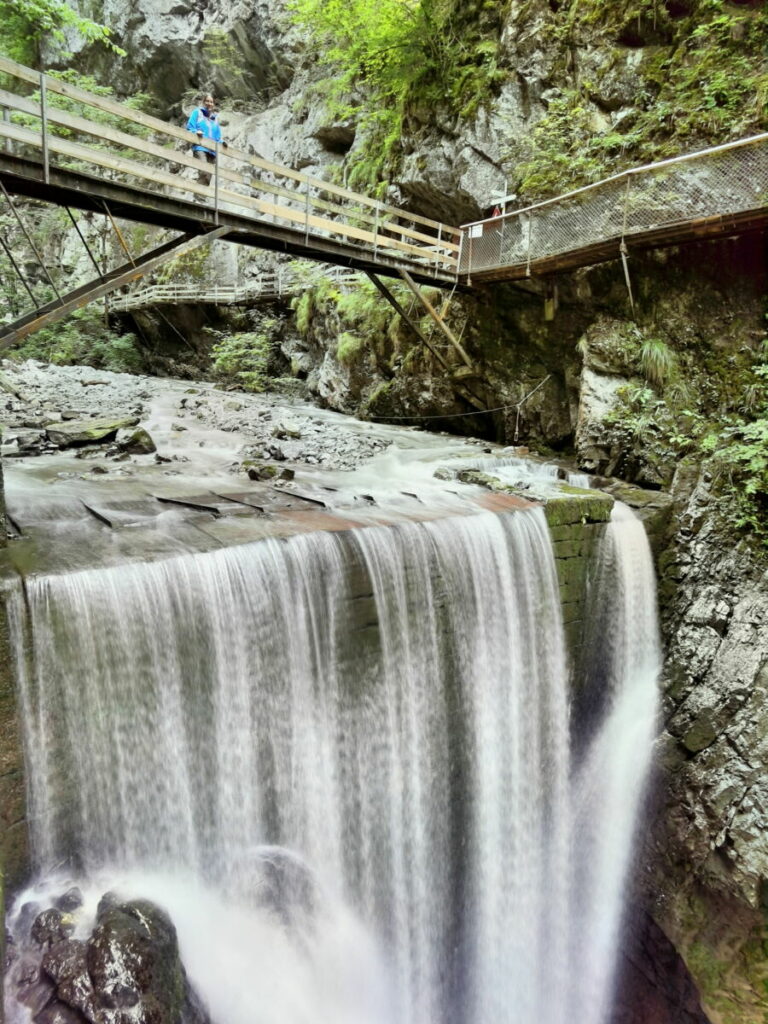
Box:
457 470 614 524
46 417 139 448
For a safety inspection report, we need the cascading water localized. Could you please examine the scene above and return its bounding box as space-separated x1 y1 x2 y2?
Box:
5 501 659 1024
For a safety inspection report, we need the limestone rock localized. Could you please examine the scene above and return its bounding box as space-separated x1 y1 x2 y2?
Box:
46 418 140 448
271 416 302 440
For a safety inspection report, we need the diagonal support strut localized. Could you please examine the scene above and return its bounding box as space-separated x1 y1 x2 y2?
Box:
398 268 474 370
0 226 231 350
365 271 486 412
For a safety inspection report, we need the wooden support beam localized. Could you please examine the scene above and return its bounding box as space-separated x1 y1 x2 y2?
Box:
0 227 230 349
398 269 473 369
365 272 486 412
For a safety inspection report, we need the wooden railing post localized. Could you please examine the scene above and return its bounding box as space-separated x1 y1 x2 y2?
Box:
214 139 219 224
2 106 11 153
434 224 442 277
39 70 49 184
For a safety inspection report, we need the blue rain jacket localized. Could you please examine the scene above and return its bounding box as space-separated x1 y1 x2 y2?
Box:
186 107 222 157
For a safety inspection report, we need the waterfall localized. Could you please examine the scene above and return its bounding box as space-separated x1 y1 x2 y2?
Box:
6 502 659 1024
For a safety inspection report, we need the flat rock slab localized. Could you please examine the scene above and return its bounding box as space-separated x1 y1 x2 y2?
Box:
82 499 165 528
46 417 139 447
216 489 332 514
153 492 251 516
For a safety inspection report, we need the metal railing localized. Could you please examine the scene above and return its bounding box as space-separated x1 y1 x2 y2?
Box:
0 57 460 279
110 267 361 311
460 133 768 276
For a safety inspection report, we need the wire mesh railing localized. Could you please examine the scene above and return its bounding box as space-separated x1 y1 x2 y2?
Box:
460 134 768 276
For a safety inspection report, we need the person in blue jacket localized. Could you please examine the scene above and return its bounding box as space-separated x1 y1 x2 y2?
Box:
186 93 227 189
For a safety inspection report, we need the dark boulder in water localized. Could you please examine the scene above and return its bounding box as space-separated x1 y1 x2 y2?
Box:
31 910 74 949
42 939 97 1021
7 891 208 1024
56 889 84 913
87 899 186 1023
34 1000 89 1023
250 845 319 929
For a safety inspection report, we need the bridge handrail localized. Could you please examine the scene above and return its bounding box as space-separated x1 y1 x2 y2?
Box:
0 56 459 240
0 57 459 276
0 81 453 254
461 132 768 227
110 268 363 309
459 132 768 275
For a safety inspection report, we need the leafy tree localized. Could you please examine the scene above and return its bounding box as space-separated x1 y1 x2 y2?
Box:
0 0 123 65
209 317 279 392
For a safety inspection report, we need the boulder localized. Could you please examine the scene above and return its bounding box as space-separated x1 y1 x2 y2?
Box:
34 1002 88 1024
14 957 56 1016
42 940 97 1020
118 428 157 455
55 889 84 913
86 899 186 1024
46 418 139 448
31 910 74 949
243 462 294 482
271 417 302 440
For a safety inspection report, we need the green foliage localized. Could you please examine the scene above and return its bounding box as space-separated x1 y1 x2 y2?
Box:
705 365 768 540
290 0 505 190
294 291 315 335
210 320 278 391
290 271 424 387
640 337 677 389
7 306 143 372
0 0 124 64
336 280 397 336
603 330 768 544
513 0 768 199
336 331 365 365
516 88 607 198
157 247 208 284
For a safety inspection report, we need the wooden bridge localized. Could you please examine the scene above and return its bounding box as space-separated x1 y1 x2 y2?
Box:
0 54 765 350
109 268 361 312
0 56 465 349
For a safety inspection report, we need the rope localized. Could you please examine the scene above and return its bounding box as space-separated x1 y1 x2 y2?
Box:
372 374 552 424
156 374 554 429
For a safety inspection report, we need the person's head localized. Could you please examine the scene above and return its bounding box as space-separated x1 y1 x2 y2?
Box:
202 93 215 112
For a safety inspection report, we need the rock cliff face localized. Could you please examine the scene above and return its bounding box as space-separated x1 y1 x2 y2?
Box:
18 0 768 1019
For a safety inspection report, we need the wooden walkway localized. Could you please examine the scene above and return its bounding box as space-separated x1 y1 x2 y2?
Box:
0 56 460 290
110 268 361 312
